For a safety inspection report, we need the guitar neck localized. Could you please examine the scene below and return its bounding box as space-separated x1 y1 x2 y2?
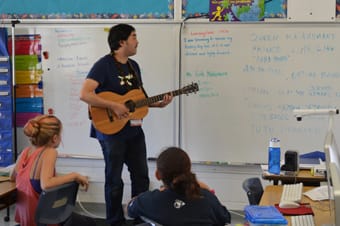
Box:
135 89 183 108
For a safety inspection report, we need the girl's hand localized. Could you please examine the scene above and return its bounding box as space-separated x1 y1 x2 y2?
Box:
75 174 89 191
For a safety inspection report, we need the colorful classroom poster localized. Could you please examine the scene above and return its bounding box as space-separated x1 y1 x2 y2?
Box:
209 0 265 22
183 0 209 19
336 0 340 18
264 0 287 18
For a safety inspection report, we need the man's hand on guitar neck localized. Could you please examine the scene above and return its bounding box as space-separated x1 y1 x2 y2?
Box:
150 93 173 108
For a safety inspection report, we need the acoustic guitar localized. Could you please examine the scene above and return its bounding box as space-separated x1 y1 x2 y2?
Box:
89 82 199 134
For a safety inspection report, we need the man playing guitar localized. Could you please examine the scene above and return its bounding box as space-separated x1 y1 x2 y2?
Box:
79 24 172 226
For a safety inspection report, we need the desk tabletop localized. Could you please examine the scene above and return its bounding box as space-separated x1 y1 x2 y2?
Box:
0 176 10 182
262 169 326 185
0 181 16 198
260 185 334 226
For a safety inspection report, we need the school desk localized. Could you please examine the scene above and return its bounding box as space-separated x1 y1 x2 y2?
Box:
0 180 16 221
259 185 333 226
262 169 326 186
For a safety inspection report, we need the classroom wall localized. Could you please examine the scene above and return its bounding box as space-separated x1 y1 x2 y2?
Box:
13 20 340 211
5 0 338 216
14 22 340 165
12 22 269 213
9 3 340 213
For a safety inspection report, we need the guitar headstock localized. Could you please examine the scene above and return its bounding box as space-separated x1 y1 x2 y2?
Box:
181 82 199 95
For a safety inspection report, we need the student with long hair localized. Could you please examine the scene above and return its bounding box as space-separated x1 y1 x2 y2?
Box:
128 146 231 226
11 114 96 226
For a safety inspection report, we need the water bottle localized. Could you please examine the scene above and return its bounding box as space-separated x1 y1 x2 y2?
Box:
268 138 281 174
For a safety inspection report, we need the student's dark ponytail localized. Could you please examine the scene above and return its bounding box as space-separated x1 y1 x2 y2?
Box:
157 147 201 200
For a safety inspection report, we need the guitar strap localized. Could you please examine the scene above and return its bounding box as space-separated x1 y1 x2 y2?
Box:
127 59 148 98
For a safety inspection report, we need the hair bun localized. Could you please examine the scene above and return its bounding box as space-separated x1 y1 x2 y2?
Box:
23 120 40 137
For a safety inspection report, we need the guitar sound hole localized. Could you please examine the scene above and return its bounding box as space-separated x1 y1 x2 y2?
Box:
125 100 136 112
106 108 114 122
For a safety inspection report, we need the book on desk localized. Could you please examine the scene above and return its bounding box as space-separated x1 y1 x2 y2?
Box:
299 158 323 169
244 205 287 225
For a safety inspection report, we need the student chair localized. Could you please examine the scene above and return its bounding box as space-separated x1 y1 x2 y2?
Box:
135 216 163 226
35 181 79 226
242 177 264 205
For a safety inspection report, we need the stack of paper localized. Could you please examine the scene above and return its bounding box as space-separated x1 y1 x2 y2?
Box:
303 185 333 201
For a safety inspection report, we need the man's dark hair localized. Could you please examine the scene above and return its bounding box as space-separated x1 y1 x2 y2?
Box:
108 24 136 52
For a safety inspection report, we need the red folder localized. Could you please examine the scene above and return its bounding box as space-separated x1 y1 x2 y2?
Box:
275 203 314 215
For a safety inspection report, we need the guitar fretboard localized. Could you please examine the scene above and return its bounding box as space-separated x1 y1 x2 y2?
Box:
135 89 183 108
134 83 198 108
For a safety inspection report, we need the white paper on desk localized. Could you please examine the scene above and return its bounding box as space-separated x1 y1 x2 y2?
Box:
303 185 334 201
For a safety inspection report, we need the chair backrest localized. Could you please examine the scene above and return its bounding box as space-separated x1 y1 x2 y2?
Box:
136 216 163 226
242 177 264 205
35 181 79 226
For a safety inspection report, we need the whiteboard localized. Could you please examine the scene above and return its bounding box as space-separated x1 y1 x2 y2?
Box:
15 24 180 158
287 0 336 22
14 22 340 163
181 23 340 163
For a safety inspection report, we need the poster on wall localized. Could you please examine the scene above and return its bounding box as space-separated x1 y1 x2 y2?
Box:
183 0 289 20
209 0 265 22
0 0 174 19
182 0 209 19
264 0 286 18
